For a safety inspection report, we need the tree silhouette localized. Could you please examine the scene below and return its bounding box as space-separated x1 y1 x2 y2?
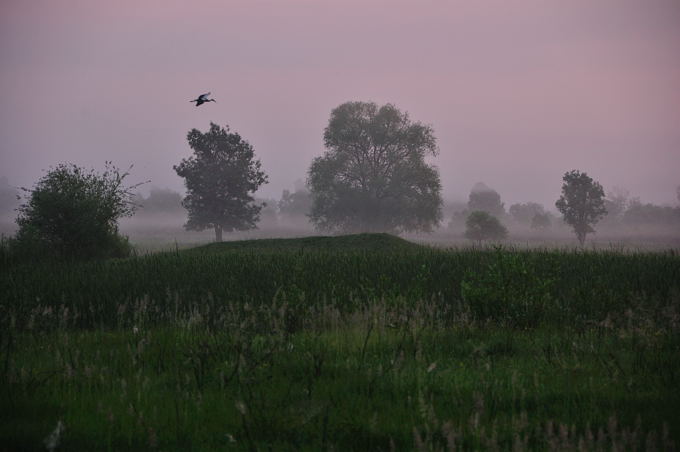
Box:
174 123 268 242
555 170 606 246
308 101 442 233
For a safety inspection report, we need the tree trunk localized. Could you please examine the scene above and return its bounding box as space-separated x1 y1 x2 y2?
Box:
214 224 223 242
576 229 586 247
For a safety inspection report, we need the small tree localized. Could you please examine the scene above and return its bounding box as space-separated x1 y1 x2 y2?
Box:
308 101 442 233
464 211 508 244
174 123 268 242
555 170 606 246
15 162 138 259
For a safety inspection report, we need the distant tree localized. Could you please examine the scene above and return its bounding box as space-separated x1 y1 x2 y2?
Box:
308 101 442 233
530 212 551 230
602 187 629 225
174 123 268 242
14 163 138 259
509 202 545 224
464 211 508 243
622 199 680 227
139 187 183 214
468 183 505 217
555 170 606 246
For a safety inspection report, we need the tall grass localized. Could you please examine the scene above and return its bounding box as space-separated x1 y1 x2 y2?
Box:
1 235 679 450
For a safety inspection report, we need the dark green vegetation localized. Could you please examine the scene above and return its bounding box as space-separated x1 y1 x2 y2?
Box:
1 234 679 450
12 163 139 260
308 101 442 234
174 123 269 243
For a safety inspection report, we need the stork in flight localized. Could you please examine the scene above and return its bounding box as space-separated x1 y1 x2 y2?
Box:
190 92 216 107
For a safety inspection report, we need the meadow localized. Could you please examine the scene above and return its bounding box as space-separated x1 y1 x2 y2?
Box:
1 234 679 451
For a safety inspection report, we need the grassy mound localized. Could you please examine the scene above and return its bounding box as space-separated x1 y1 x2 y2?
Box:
184 232 424 254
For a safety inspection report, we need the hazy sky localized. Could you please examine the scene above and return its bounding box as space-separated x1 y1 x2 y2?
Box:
1 0 679 209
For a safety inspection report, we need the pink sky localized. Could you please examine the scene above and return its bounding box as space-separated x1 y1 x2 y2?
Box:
1 0 679 209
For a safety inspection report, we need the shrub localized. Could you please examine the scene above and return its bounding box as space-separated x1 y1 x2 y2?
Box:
14 162 138 260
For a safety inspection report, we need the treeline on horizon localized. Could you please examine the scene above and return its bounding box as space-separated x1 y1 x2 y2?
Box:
2 175 679 234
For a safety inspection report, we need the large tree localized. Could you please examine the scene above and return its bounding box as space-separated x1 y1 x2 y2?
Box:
555 170 606 246
308 101 442 233
174 123 268 242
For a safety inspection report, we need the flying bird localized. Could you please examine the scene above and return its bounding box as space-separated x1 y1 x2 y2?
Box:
190 92 216 107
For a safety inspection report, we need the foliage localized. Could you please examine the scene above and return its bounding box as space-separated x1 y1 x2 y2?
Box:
555 170 607 246
622 199 680 227
13 162 137 259
464 211 508 242
602 187 629 224
467 182 505 217
174 123 268 241
308 101 442 233
461 247 554 328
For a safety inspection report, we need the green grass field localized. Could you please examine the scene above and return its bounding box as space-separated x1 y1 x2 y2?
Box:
1 234 679 450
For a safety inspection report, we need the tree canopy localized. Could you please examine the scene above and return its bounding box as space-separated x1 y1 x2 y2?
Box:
555 170 606 245
174 123 268 241
308 101 442 233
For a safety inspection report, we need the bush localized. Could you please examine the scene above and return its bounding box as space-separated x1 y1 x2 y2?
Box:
13 163 138 260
